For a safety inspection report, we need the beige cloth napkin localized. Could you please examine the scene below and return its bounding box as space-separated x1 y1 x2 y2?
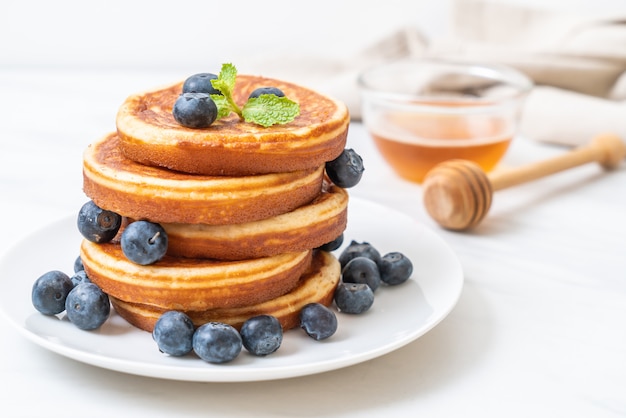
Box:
236 0 626 147
444 0 626 146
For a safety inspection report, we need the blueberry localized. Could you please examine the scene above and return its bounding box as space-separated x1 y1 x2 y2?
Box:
73 255 84 273
338 240 381 269
70 269 91 287
334 282 375 314
341 256 381 292
248 87 285 99
240 315 283 356
120 221 168 265
317 233 344 252
153 311 195 357
77 200 122 243
299 303 337 341
192 322 242 364
379 252 413 285
325 148 364 188
172 93 218 129
31 270 73 315
182 73 221 95
65 282 110 330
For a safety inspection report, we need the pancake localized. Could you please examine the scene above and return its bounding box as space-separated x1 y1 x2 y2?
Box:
158 181 348 260
110 250 341 332
115 74 350 175
82 133 324 225
80 239 312 311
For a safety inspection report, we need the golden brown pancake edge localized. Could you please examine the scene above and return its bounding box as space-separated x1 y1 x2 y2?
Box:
109 250 341 332
82 132 325 225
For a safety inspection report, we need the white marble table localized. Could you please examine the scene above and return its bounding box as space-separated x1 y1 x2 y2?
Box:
1 69 625 417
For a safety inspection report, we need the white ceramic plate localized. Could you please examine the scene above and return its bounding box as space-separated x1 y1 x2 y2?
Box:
0 198 463 382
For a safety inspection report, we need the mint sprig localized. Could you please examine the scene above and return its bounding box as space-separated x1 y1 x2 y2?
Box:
242 94 300 127
209 63 300 127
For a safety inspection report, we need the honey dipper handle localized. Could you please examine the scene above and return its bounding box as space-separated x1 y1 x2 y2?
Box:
489 133 626 191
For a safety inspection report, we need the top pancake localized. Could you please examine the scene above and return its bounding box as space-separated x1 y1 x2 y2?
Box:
116 74 350 175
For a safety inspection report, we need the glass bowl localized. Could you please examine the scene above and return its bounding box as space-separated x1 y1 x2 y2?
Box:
358 59 533 183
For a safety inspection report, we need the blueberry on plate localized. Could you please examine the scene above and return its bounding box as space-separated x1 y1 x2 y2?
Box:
31 270 74 315
240 315 283 356
70 269 90 287
325 148 364 188
73 255 84 273
65 282 110 330
334 282 375 314
299 303 338 341
182 73 221 95
120 221 168 265
77 200 122 243
379 252 413 285
193 322 242 364
248 87 285 99
153 311 195 357
338 240 381 269
172 92 218 129
341 256 381 292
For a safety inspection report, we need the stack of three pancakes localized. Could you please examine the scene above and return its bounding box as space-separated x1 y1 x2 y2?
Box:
79 75 351 332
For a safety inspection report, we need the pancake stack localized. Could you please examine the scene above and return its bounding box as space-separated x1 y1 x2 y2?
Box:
79 74 351 332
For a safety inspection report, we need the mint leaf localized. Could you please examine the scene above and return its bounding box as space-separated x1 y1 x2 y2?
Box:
211 63 242 117
210 94 232 119
211 63 237 98
242 95 300 127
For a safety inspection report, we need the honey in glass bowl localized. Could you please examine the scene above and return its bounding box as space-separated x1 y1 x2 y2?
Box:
368 104 514 183
358 59 532 183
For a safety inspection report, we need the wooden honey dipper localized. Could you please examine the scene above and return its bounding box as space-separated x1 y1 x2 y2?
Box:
422 133 626 231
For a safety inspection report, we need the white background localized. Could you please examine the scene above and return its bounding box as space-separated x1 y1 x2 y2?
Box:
3 0 626 71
